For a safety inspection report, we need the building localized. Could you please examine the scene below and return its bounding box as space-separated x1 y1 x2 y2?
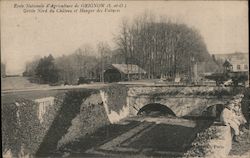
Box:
104 64 146 83
223 58 248 73
213 52 248 72
229 58 248 72
222 54 249 87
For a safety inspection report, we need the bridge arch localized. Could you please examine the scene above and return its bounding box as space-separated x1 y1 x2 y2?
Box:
201 104 225 119
137 103 176 116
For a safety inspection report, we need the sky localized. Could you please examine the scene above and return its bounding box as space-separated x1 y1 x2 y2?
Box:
1 0 249 75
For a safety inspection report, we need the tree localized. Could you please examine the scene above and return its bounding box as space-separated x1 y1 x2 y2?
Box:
23 58 40 77
55 45 99 84
35 54 59 84
97 42 112 82
116 12 212 81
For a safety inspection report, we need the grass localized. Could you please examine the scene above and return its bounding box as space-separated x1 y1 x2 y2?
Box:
1 89 67 104
2 76 48 90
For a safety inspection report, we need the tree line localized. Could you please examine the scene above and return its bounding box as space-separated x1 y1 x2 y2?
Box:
116 13 218 81
23 13 220 84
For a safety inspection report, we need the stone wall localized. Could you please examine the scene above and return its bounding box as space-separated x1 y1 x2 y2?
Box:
36 89 93 156
56 85 131 150
2 89 97 157
2 86 129 157
127 86 243 97
2 96 62 157
57 93 110 149
241 88 250 123
185 124 232 158
100 84 129 123
185 93 248 157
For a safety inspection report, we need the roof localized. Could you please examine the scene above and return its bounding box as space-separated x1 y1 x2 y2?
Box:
213 52 248 61
111 64 146 74
228 58 248 65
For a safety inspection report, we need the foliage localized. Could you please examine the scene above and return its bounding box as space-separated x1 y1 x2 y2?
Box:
1 103 20 157
23 56 41 77
35 54 59 84
1 99 45 156
55 46 100 84
211 54 224 72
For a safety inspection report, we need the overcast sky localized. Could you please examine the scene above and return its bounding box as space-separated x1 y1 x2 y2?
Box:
1 1 248 75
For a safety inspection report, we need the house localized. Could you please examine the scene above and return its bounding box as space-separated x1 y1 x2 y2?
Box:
104 64 146 83
223 58 248 72
213 52 248 72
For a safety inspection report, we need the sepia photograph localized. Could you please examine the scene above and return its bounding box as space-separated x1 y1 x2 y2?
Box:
1 0 249 157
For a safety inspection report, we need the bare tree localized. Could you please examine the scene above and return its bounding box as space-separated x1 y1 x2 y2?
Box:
116 12 211 81
97 42 111 82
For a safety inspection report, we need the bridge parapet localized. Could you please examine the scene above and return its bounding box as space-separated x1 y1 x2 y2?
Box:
127 86 242 97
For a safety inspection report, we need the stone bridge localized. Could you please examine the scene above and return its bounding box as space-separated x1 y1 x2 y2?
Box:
100 85 243 123
2 85 246 157
127 86 233 116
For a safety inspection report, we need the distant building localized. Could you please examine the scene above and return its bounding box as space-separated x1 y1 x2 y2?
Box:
221 59 248 73
104 64 146 82
213 52 248 72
